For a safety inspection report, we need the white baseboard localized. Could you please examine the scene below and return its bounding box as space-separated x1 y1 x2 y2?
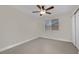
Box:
0 36 71 52
40 36 72 42
0 36 38 52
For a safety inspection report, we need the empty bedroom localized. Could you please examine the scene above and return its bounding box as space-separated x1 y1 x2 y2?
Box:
0 5 79 54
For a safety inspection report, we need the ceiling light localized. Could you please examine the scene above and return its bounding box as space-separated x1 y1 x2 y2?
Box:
40 10 46 14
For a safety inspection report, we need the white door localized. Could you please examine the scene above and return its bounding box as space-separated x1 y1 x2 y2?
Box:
72 15 76 46
75 10 79 49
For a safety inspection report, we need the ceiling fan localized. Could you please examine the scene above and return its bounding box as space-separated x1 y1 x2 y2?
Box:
32 5 54 16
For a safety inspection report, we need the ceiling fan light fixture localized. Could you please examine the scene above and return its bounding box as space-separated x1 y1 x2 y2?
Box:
40 10 46 15
32 5 54 16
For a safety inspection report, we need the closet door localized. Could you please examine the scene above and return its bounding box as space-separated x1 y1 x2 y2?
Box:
75 10 79 49
72 15 76 46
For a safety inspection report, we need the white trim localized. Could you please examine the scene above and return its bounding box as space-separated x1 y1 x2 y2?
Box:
40 36 72 42
0 36 71 52
0 36 38 52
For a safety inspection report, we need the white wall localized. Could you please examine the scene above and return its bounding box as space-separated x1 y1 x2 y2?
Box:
0 6 41 50
40 14 72 42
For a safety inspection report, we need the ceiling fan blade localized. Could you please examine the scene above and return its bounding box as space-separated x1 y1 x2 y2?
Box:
32 11 40 13
46 6 54 11
46 12 51 14
37 5 41 9
42 5 45 10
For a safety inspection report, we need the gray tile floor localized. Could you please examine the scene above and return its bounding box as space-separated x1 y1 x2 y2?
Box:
0 37 78 54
